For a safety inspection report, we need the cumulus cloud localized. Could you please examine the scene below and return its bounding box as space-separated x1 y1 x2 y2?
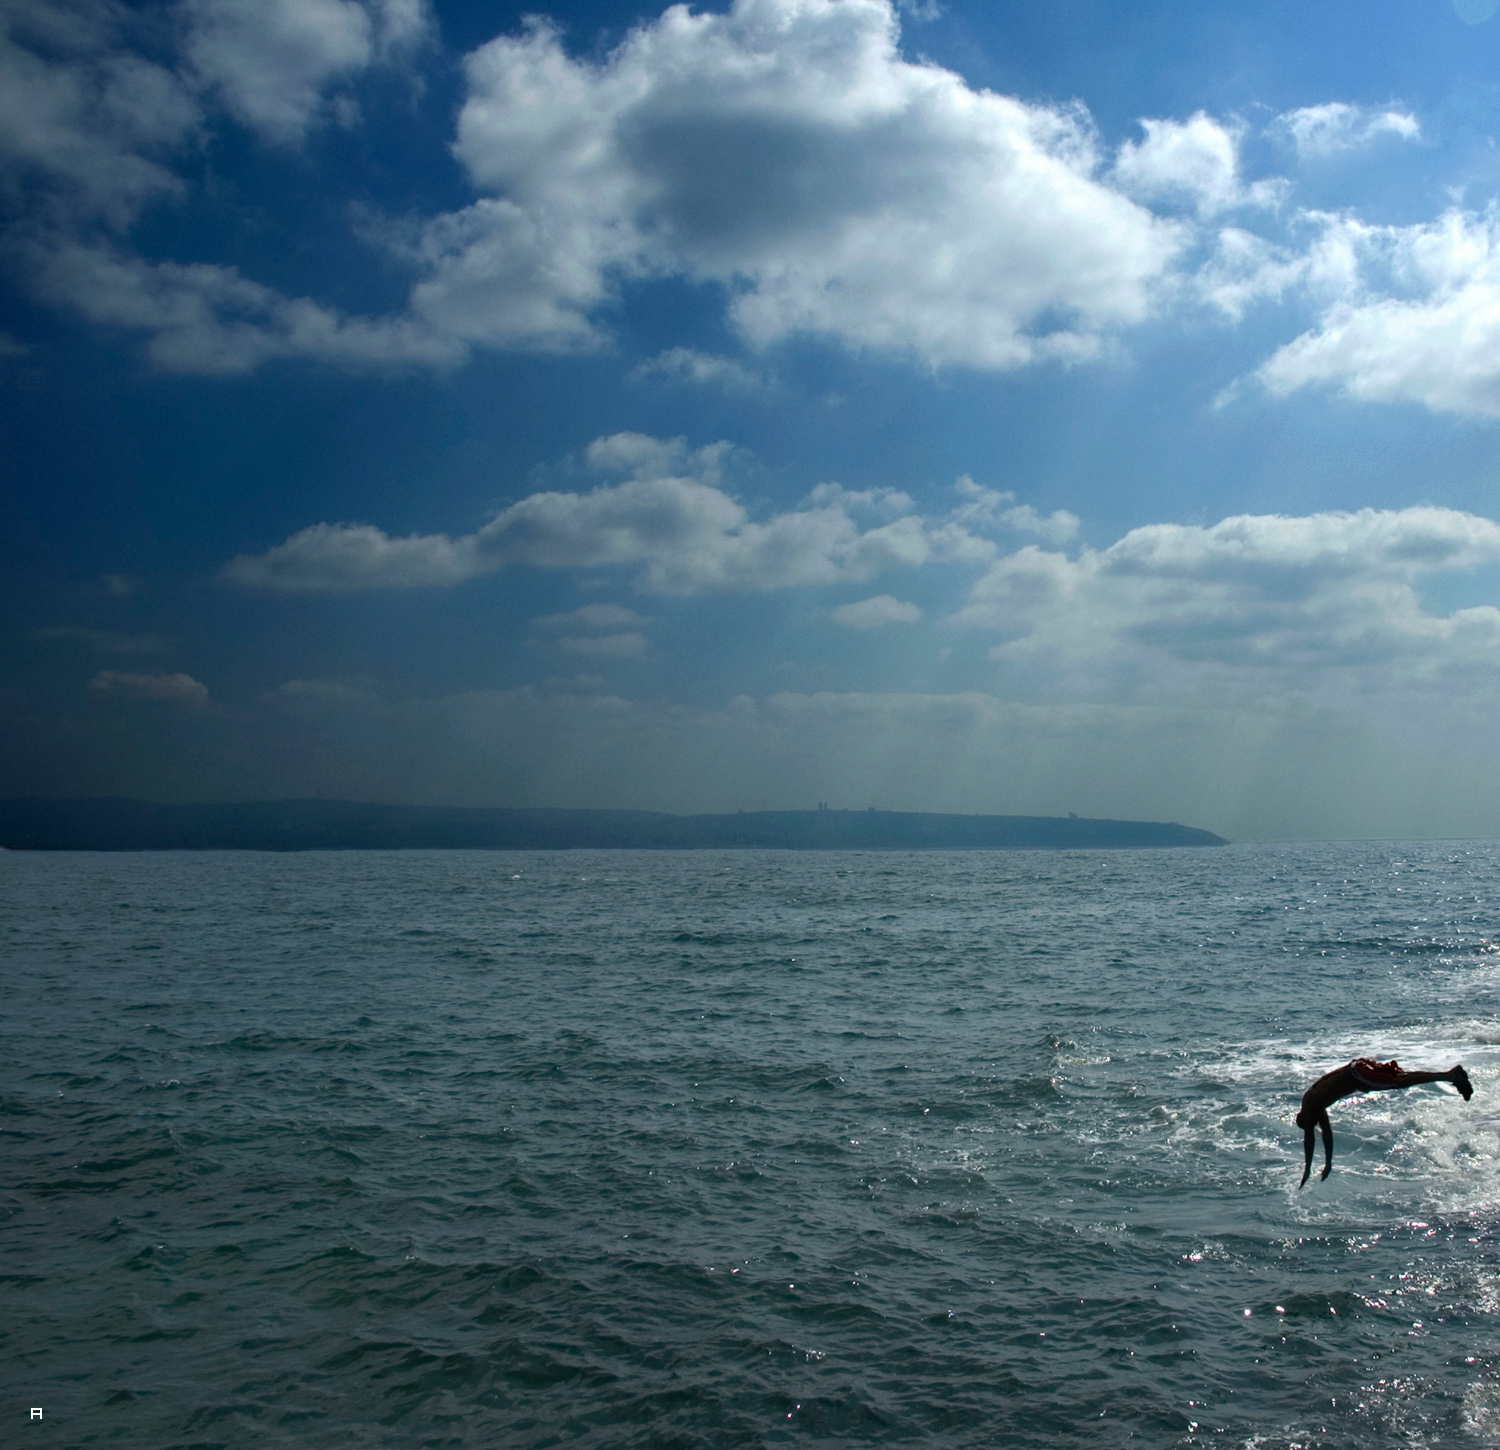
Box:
1196 227 1307 324
225 431 1015 594
0 0 1470 417
0 1 199 225
1113 113 1284 218
1275 103 1419 159
1 0 1196 375
224 519 480 590
1195 206 1389 331
951 506 1500 691
995 503 1083 545
1195 195 1500 424
421 0 1182 367
0 0 444 370
949 475 1079 543
183 0 430 144
88 669 210 707
831 594 922 627
0 0 422 225
1253 210 1500 416
184 0 369 142
804 481 915 516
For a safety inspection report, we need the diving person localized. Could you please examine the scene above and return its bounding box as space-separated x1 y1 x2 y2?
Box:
1296 1057 1473 1187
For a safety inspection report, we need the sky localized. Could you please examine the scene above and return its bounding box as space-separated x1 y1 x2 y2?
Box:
8 0 1500 839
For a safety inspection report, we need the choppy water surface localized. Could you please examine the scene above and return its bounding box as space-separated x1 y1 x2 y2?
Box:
5 843 1500 1448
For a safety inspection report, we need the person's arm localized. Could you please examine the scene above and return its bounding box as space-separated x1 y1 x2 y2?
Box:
1300 1120 1316 1187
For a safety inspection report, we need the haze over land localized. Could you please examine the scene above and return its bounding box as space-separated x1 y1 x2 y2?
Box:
7 0 1500 839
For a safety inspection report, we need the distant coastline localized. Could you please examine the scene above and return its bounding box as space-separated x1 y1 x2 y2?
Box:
0 798 1228 852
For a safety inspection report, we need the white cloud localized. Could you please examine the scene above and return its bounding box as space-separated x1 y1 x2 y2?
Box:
532 600 651 657
831 594 922 627
424 0 1182 368
0 0 1465 417
949 475 1079 543
0 0 449 367
0 0 1186 376
805 481 915 516
405 196 615 354
226 431 1016 594
951 506 1500 692
1113 113 1284 218
1196 209 1380 331
368 0 430 56
0 4 198 225
1196 227 1305 323
1254 210 1500 416
995 503 1082 544
88 669 210 707
556 631 649 657
1275 103 1419 159
28 242 462 374
224 519 480 590
629 347 774 392
183 0 430 144
184 0 370 144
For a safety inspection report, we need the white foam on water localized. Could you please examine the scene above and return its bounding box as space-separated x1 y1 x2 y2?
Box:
1464 1377 1500 1446
1093 1026 1500 1216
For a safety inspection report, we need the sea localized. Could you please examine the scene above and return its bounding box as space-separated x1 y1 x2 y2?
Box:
4 842 1500 1449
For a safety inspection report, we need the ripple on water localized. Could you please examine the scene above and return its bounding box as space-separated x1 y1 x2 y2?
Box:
4 842 1500 1446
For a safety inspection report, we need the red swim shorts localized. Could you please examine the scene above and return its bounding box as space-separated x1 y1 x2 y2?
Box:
1349 1057 1403 1089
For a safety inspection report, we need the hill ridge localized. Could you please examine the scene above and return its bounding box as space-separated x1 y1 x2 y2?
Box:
0 798 1228 851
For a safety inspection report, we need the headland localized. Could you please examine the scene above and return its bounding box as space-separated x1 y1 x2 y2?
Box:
0 798 1228 851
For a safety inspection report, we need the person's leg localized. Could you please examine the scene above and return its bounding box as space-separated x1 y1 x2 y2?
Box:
1352 1061 1473 1096
1388 1067 1469 1092
1318 1111 1333 1180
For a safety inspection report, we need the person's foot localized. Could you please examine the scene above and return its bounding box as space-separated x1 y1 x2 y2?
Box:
1452 1065 1474 1101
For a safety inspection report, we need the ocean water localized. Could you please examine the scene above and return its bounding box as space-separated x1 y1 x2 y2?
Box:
4 844 1500 1449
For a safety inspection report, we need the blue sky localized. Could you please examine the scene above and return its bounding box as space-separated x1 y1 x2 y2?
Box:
8 0 1500 838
